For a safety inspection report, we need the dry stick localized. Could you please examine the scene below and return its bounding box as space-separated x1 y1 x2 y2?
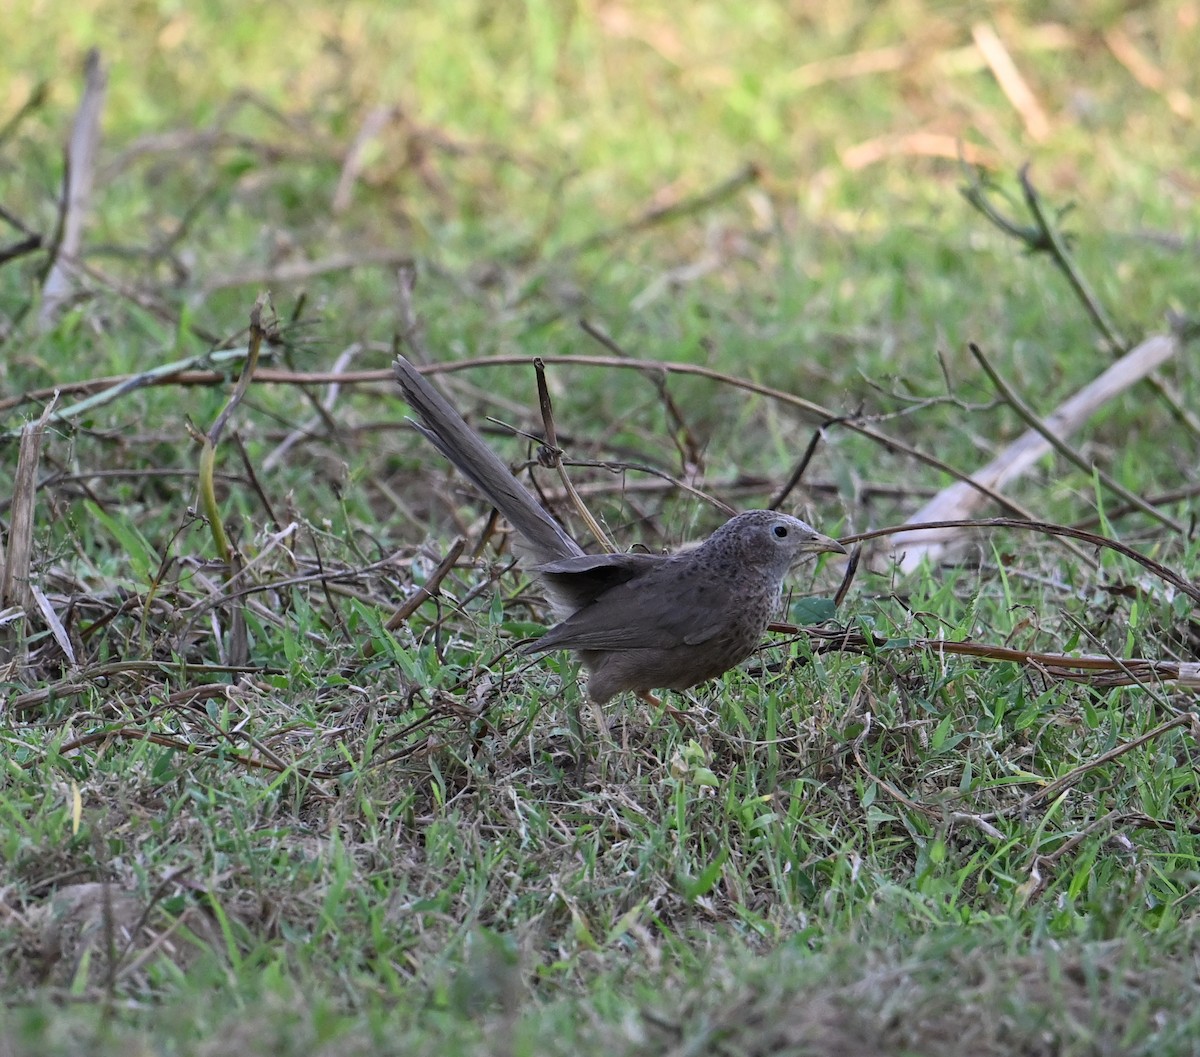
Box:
1020 809 1131 903
58 251 224 344
563 162 761 257
184 695 324 789
261 342 362 472
7 661 273 715
851 711 1198 842
1 395 58 616
969 340 1184 533
790 44 911 88
984 713 1199 822
830 548 862 609
200 248 414 295
1103 24 1193 122
897 332 1182 572
852 741 939 819
541 472 913 504
1073 481 1200 531
1017 165 1126 351
855 517 1200 605
768 421 834 510
394 262 432 365
971 22 1051 141
532 358 615 552
332 104 397 214
102 95 332 176
0 346 256 435
199 312 267 566
1 396 59 675
841 132 1000 172
355 537 468 665
569 325 1040 520
55 727 343 781
231 432 281 531
39 50 107 332
966 165 1200 438
561 458 737 517
961 167 1116 343
2 350 1048 533
791 625 1200 689
182 549 416 622
7 349 946 494
1057 609 1181 703
791 25 1074 90
577 318 705 474
0 233 41 267
651 369 705 473
197 294 273 666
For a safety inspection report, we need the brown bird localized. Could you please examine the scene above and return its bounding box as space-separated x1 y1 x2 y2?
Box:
394 356 846 705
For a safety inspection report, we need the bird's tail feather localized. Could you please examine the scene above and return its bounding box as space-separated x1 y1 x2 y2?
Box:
393 356 583 565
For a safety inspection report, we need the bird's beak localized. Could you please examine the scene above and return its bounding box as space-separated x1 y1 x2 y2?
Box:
808 532 848 556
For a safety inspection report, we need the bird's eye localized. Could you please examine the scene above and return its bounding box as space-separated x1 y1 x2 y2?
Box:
772 524 789 539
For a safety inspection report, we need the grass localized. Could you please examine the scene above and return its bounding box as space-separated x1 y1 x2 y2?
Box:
2 1 1200 1053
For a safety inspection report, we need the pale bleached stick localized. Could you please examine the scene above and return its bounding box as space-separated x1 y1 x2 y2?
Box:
39 50 107 331
332 104 396 214
896 332 1180 572
972 22 1051 142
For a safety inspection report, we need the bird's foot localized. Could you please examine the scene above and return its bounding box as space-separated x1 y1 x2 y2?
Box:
638 690 698 729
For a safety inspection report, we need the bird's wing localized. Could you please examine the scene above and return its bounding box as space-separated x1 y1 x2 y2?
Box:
527 567 737 653
533 552 662 609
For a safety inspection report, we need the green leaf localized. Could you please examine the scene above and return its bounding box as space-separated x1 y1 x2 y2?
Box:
789 596 839 623
86 502 161 583
681 850 728 900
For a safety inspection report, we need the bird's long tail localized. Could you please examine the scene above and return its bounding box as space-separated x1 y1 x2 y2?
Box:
393 355 583 565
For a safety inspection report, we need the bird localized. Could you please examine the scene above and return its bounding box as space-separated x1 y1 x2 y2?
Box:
393 355 846 706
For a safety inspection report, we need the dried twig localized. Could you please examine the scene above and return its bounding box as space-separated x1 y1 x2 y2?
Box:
13 345 1159 551
332 104 398 214
841 132 999 171
854 517 1200 604
354 537 468 667
969 341 1183 532
200 248 414 295
39 50 107 331
532 359 614 551
1016 166 1126 350
2 397 59 623
560 458 737 518
563 162 760 258
196 295 274 665
963 165 1200 438
988 714 1199 820
564 339 1036 520
971 22 1050 141
1104 23 1193 121
794 625 1200 689
261 342 363 472
769 422 836 511
897 333 1182 570
0 346 259 435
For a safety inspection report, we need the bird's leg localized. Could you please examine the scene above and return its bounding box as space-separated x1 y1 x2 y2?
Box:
639 690 697 727
564 693 594 783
